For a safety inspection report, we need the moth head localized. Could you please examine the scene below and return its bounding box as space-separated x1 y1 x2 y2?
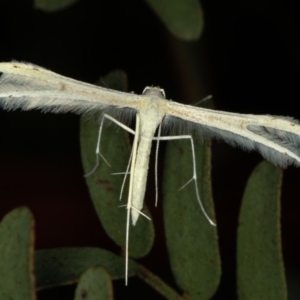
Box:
142 86 166 98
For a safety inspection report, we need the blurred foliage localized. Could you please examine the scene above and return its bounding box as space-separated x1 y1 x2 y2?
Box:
237 161 286 299
35 0 78 12
0 0 290 299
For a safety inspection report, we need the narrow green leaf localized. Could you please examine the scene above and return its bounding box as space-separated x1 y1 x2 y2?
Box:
237 161 287 299
34 0 78 12
35 247 138 291
163 124 220 298
136 264 184 300
145 0 204 40
74 267 113 300
0 207 36 300
80 70 154 259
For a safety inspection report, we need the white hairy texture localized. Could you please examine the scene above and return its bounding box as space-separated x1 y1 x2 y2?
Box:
1 61 300 284
0 62 141 115
2 62 299 169
165 103 300 167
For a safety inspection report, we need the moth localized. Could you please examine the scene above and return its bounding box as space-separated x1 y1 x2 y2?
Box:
1 62 300 284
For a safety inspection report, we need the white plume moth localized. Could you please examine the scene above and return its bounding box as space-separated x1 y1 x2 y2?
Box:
1 62 300 284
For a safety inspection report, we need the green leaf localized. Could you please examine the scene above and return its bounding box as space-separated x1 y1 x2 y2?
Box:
145 0 204 40
74 266 113 300
34 0 78 12
136 264 184 300
80 70 154 259
0 207 36 300
237 161 287 299
35 247 138 291
163 124 220 298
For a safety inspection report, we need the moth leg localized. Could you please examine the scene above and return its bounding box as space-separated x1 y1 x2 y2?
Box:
84 114 135 177
84 113 140 286
113 149 133 201
154 134 216 226
103 115 137 201
154 123 162 206
118 204 151 220
125 114 140 286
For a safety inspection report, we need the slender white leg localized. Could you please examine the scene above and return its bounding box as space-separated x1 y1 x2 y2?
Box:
84 114 135 177
154 124 162 207
117 149 133 201
118 204 151 220
97 117 134 201
123 122 161 210
84 114 215 286
84 113 149 285
154 134 216 226
125 114 140 286
83 116 107 177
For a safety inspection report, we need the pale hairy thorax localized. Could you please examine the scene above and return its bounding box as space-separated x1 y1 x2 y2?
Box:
1 61 300 284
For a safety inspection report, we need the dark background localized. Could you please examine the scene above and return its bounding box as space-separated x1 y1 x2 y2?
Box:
0 0 300 299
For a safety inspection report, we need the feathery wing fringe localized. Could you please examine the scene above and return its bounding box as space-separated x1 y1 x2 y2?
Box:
0 62 141 115
166 102 300 168
2 62 300 168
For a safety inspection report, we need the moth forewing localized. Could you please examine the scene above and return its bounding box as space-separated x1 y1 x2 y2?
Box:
166 101 300 167
0 62 143 113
